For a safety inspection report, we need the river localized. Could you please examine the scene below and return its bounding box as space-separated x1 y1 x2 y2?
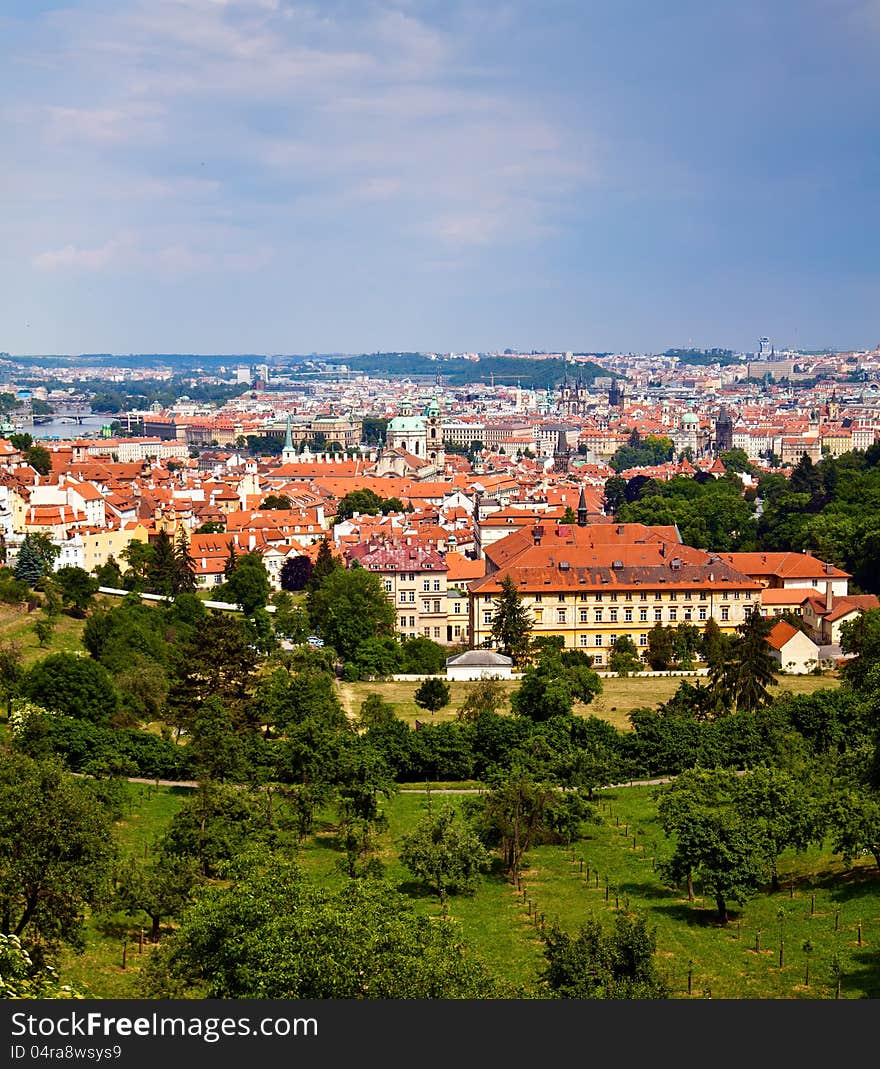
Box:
24 416 110 440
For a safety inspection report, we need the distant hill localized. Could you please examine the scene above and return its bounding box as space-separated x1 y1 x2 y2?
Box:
665 348 741 367
321 353 620 389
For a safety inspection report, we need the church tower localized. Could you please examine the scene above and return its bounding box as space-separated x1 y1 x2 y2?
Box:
281 414 297 464
425 398 445 468
577 485 588 527
553 428 571 474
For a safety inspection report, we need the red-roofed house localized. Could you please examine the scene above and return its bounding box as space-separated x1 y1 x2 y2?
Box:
348 539 451 643
765 619 821 674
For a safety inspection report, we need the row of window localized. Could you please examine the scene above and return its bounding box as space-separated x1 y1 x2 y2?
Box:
487 590 751 604
382 572 444 587
482 607 731 628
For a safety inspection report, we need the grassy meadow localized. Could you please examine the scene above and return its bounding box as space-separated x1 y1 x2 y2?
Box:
59 777 880 1000
338 672 841 731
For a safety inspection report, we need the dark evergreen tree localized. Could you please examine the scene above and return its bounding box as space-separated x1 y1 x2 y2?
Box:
490 574 533 664
728 604 778 712
223 539 239 580
148 530 178 596
174 528 197 594
307 537 340 591
14 536 43 588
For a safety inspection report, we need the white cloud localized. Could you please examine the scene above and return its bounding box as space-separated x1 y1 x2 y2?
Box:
13 1 595 256
45 103 165 144
31 231 273 275
32 236 134 271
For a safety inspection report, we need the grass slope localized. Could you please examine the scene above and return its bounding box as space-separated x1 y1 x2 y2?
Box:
338 673 840 731
60 778 880 1000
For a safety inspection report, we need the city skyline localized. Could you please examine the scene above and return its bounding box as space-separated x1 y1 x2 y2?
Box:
3 1 880 355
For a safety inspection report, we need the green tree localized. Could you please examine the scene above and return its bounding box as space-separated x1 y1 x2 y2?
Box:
94 556 123 588
271 594 309 644
358 692 397 730
0 752 116 948
173 528 197 594
166 613 258 733
140 855 500 998
657 768 770 923
735 767 826 890
400 803 490 904
24 445 52 476
719 448 756 475
603 476 628 517
32 617 55 648
826 788 880 869
0 639 24 717
457 677 507 722
839 608 880 692
609 635 643 676
146 530 178 596
23 652 119 725
306 567 396 661
307 537 341 591
489 574 533 664
261 494 292 510
468 773 560 883
0 932 82 998
14 537 44 588
53 566 99 616
647 623 675 671
160 783 267 878
336 488 387 521
713 605 778 713
114 851 200 943
189 697 247 782
789 453 823 497
221 551 271 615
672 623 702 669
399 636 447 674
542 913 670 999
414 677 451 716
120 539 155 591
195 520 225 535
561 506 577 525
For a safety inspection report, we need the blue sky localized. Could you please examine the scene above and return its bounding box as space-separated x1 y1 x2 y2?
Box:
2 0 879 356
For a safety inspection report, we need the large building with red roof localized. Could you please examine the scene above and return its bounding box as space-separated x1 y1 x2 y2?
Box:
469 521 761 666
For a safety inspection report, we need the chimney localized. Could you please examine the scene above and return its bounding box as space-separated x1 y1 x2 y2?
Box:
825 579 833 614
532 523 544 544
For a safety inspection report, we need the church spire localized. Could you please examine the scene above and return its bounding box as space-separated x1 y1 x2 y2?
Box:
577 485 588 527
281 414 297 464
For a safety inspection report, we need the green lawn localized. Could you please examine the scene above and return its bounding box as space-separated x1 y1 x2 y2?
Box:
0 603 91 666
58 778 880 1000
338 672 841 732
55 781 191 999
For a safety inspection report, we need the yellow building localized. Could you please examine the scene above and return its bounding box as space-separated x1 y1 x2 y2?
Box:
468 521 761 667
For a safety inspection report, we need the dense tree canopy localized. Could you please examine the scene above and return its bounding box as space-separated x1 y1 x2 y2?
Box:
0 752 116 949
23 652 119 725
141 855 502 998
306 567 396 661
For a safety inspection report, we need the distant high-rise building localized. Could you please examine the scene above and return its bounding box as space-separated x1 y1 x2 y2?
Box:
758 337 774 359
